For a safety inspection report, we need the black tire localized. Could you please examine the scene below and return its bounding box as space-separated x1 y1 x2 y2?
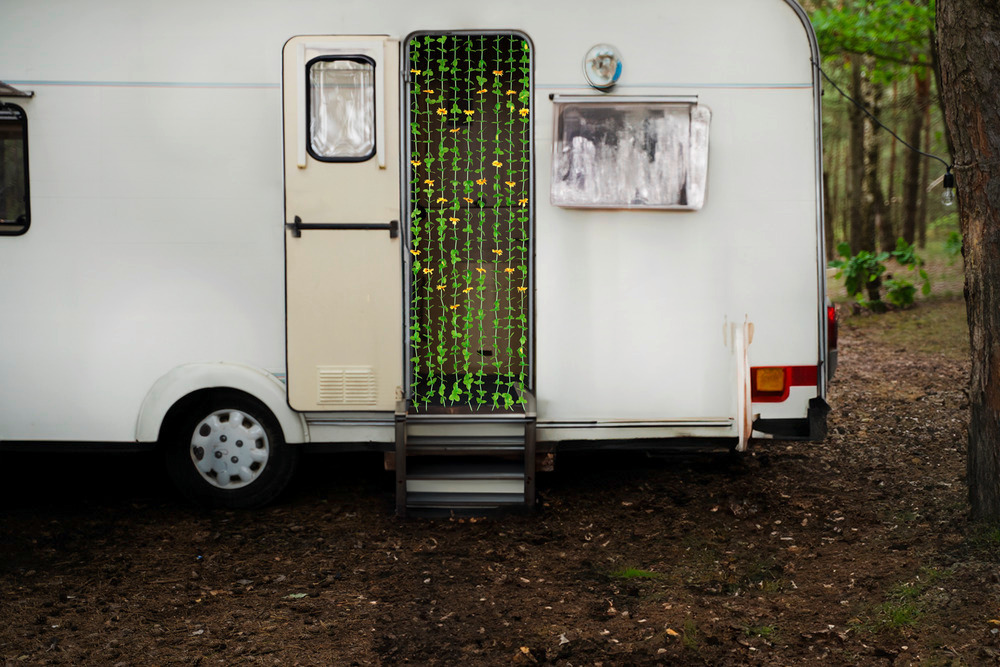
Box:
162 391 298 509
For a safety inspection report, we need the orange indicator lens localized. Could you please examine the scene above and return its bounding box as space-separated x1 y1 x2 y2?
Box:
755 367 785 393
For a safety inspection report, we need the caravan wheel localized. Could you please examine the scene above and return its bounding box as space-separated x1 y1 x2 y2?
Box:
164 392 298 509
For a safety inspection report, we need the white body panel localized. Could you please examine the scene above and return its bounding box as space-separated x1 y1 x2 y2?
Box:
0 0 823 446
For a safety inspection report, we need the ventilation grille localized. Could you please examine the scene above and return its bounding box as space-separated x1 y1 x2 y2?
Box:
317 366 377 406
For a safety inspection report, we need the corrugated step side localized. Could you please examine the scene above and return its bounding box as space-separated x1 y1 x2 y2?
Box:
394 393 537 516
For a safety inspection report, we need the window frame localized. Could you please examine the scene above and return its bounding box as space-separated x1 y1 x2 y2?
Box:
549 95 711 211
305 54 377 164
0 102 30 236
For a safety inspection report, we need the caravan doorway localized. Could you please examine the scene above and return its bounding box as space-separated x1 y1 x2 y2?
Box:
405 33 533 411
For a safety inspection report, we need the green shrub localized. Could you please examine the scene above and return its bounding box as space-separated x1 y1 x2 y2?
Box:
829 238 930 309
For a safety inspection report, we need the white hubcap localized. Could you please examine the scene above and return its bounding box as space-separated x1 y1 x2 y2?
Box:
190 409 269 489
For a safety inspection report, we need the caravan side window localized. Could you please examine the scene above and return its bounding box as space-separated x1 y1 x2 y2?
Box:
307 56 376 162
0 103 29 235
550 100 711 210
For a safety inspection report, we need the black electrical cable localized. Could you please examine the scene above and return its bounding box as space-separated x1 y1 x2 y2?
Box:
812 59 953 174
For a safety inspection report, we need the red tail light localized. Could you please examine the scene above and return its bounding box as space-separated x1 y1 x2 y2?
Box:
827 304 838 350
751 366 818 402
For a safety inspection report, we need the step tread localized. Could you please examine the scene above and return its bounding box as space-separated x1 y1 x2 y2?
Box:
406 436 526 455
406 491 528 508
407 460 525 480
407 435 526 443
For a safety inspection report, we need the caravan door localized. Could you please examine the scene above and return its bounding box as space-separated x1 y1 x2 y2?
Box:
282 36 402 412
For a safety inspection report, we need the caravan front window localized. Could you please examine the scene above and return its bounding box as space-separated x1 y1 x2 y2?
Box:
307 56 376 162
0 103 29 235
550 98 710 210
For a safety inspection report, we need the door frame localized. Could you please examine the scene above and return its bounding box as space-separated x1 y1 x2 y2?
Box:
400 29 536 403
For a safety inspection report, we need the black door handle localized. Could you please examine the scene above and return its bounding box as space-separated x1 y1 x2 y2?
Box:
286 216 399 239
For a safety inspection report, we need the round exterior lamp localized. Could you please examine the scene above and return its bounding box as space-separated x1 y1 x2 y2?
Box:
583 44 622 89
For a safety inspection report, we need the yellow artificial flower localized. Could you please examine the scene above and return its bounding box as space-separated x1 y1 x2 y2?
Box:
436 197 448 203
504 267 515 274
422 267 434 274
423 89 434 93
463 197 474 204
462 287 474 294
410 69 422 74
505 181 516 187
449 304 460 310
449 217 460 224
411 160 422 166
475 267 487 274
476 88 488 94
436 108 448 115
409 249 421 256
492 70 503 75
517 286 527 292
492 160 503 167
435 284 446 291
518 108 529 117
518 198 528 207
463 109 475 116
424 179 435 185
505 90 517 95
492 249 503 256
449 128 462 133
476 178 487 185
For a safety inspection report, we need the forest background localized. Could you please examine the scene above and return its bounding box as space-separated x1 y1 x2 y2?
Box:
807 0 958 298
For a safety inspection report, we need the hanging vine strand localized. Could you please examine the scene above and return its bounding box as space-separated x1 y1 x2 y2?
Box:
408 34 530 411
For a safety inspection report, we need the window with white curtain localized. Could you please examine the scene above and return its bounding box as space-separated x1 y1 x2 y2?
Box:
307 57 376 161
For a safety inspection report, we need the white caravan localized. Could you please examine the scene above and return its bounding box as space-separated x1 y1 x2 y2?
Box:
0 0 835 513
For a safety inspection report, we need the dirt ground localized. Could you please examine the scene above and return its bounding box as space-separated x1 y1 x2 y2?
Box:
2 297 997 666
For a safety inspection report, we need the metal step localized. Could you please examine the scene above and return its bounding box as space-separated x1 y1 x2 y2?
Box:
406 491 528 508
395 393 537 516
407 460 525 479
406 460 525 495
406 435 526 455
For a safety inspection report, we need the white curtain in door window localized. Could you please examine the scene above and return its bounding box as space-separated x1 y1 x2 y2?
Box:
309 59 375 159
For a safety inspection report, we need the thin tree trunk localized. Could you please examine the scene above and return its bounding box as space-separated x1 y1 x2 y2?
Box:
824 170 834 261
828 139 840 252
916 102 932 249
886 81 899 247
937 0 1000 522
837 137 849 245
848 57 867 253
902 72 931 245
866 82 887 255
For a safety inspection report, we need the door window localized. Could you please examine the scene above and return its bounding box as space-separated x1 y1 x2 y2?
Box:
307 57 376 161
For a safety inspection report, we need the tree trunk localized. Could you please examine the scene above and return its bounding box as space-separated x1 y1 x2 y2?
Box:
829 141 841 250
866 83 888 254
929 28 956 161
836 139 848 244
824 170 834 261
937 0 1000 522
901 72 930 245
886 81 899 247
916 102 932 249
848 58 867 253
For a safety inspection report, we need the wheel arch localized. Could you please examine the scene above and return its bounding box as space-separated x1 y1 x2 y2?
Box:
136 363 307 444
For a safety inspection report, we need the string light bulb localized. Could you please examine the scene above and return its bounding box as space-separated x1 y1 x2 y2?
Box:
942 169 955 207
